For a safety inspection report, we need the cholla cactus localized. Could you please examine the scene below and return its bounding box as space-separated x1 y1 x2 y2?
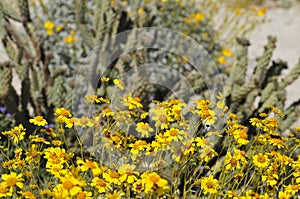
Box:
224 36 300 132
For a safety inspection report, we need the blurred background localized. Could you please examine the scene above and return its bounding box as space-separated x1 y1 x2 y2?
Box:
0 0 299 132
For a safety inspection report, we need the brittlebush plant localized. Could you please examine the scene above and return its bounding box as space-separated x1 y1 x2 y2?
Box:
1 80 300 199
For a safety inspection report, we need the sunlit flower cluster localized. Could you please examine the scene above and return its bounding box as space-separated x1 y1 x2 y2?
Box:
1 81 300 198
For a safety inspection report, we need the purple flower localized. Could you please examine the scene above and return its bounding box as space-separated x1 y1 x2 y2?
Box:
5 113 12 118
45 124 55 128
0 107 6 113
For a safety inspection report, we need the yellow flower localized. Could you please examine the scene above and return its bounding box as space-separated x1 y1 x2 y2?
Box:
278 154 293 166
18 191 36 199
235 8 241 15
113 79 125 90
2 124 26 144
74 117 94 128
55 108 72 118
200 175 218 195
195 12 205 23
202 32 208 38
182 17 193 23
50 184 70 198
257 7 267 17
40 127 56 137
101 77 110 82
151 106 173 129
194 137 206 147
52 140 62 146
140 112 148 119
64 35 77 44
266 162 279 178
250 117 262 127
261 117 278 133
77 159 101 176
232 126 249 145
141 172 169 195
55 115 66 124
196 99 211 109
1 172 24 190
65 117 75 128
224 152 240 171
29 116 48 126
40 188 51 196
118 164 139 184
25 144 40 164
170 104 184 121
253 153 269 168
199 145 217 162
46 29 53 35
259 112 269 117
44 147 73 170
262 175 277 186
268 117 278 126
153 134 171 151
56 25 63 32
181 56 189 63
228 113 238 120
46 165 64 178
103 170 121 185
284 184 300 195
293 170 300 183
59 175 85 196
137 8 144 14
91 177 109 193
102 108 114 117
132 179 143 193
217 56 226 64
29 135 50 145
183 12 205 24
226 190 239 198
217 99 225 110
259 193 272 199
76 191 93 199
245 190 259 198
222 48 233 57
195 99 216 124
44 21 54 35
295 126 300 132
271 107 285 118
164 128 184 142
106 190 124 199
269 138 285 149
136 122 153 137
0 182 12 197
95 97 110 104
123 94 143 109
293 155 300 169
110 136 124 148
44 21 54 29
14 148 23 157
278 191 291 199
